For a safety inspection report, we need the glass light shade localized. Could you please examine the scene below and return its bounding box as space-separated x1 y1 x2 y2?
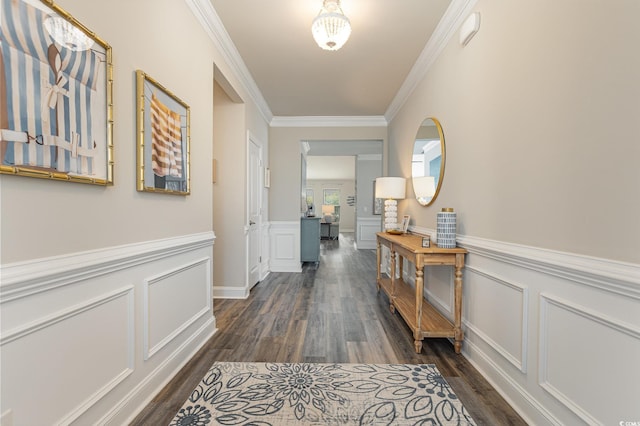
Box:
375 177 406 200
44 15 94 51
311 0 351 51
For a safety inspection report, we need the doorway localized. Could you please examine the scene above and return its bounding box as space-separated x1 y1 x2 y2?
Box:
247 133 262 288
301 140 383 249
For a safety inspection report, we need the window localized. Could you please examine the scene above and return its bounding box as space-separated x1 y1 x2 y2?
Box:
323 188 340 206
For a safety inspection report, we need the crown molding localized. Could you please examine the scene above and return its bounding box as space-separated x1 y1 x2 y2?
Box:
187 0 477 128
357 154 382 161
185 0 273 123
270 116 388 128
385 0 478 122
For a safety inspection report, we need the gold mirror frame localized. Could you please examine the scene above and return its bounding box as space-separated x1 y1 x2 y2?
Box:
412 117 445 206
0 0 113 185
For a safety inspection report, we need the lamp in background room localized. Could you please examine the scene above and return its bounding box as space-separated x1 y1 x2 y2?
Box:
321 204 335 222
311 0 351 51
413 176 436 205
375 177 406 231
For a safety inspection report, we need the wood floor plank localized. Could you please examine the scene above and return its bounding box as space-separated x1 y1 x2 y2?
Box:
129 232 527 426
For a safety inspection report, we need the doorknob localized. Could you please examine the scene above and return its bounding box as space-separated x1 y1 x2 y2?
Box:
249 220 255 225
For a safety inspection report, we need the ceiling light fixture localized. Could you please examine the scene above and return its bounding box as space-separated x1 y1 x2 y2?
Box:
311 0 351 51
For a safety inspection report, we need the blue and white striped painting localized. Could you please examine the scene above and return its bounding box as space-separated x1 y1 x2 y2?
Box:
0 0 108 181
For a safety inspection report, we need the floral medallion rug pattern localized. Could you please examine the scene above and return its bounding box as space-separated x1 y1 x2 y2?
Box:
170 362 476 425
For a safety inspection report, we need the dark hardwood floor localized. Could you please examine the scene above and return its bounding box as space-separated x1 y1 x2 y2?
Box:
131 233 526 425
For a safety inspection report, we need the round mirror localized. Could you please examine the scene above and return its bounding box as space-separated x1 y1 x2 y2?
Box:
412 117 445 206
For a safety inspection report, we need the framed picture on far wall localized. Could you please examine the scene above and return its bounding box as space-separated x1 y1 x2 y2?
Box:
401 215 410 233
0 0 113 185
136 70 190 195
373 181 383 215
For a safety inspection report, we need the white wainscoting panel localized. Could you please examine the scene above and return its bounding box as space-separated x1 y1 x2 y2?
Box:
456 234 640 426
1 287 134 425
0 232 216 425
356 217 381 250
464 266 528 373
260 222 271 280
539 294 640 425
406 226 640 425
269 221 302 272
144 258 211 360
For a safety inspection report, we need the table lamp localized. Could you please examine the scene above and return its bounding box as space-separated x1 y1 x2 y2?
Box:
321 204 335 222
375 177 406 231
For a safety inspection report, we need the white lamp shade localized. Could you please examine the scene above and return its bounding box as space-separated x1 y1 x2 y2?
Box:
413 176 436 198
375 177 406 199
321 205 335 215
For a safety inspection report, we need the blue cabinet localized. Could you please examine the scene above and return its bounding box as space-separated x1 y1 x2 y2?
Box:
300 217 321 263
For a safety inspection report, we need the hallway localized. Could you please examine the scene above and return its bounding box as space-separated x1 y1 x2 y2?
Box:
131 233 526 425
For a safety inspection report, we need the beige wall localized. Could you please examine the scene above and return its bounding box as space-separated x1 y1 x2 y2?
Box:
269 127 387 221
0 0 270 265
390 0 640 263
212 82 245 288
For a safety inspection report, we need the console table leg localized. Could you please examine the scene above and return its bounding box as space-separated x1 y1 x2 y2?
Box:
376 241 381 292
414 339 423 353
454 337 462 354
454 255 464 354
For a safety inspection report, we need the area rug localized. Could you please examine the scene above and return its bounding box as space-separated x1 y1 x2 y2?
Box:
170 362 476 425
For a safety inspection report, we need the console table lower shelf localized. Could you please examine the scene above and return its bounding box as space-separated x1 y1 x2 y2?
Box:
376 232 467 354
378 276 457 353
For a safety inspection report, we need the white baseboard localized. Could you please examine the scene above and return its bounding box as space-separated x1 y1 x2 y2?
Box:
213 285 250 299
105 318 217 425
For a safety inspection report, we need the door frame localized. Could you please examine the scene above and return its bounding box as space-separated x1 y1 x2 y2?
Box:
246 131 263 290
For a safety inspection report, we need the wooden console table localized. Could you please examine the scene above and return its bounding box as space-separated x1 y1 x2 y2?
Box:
376 232 467 354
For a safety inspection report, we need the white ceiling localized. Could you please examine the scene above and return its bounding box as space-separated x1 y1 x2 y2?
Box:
209 0 453 118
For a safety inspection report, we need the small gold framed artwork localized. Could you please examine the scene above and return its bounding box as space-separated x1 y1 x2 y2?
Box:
401 215 410 233
136 70 190 195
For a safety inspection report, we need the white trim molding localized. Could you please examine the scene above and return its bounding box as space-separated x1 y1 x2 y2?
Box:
270 116 387 128
0 232 216 425
456 234 640 299
185 0 479 128
0 232 216 303
385 0 479 121
184 0 272 123
212 285 250 300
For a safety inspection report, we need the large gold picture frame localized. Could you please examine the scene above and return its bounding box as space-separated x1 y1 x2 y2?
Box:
0 0 113 185
136 70 190 195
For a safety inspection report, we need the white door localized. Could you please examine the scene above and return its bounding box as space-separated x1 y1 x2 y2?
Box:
247 136 261 288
